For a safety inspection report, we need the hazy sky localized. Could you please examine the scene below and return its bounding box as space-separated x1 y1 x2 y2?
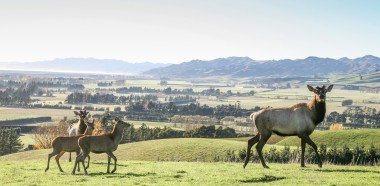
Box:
0 0 379 63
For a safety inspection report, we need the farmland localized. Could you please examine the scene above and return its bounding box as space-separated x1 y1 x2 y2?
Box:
1 71 380 185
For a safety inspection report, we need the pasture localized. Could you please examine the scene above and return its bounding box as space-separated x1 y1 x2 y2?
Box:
0 159 379 185
1 132 380 185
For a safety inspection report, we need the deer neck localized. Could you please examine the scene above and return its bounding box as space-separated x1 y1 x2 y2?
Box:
111 124 125 144
308 96 326 125
83 125 93 135
78 118 87 134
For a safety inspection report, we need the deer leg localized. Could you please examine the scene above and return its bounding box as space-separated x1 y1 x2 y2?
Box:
243 134 260 168
80 151 89 175
55 151 66 172
45 150 60 172
75 151 81 172
85 155 91 169
255 131 272 169
300 138 306 167
107 155 111 173
301 135 322 168
69 152 72 162
106 152 117 173
72 153 81 175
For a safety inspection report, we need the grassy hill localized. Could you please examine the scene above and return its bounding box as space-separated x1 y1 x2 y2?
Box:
6 129 380 162
0 138 248 162
1 134 380 185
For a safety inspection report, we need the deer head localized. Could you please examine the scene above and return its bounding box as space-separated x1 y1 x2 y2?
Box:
307 85 333 103
85 119 95 131
114 117 131 128
74 110 90 120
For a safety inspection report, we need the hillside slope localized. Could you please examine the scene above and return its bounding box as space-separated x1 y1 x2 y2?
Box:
2 130 380 162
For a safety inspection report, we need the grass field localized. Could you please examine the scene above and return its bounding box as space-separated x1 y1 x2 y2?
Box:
0 160 379 185
1 136 380 185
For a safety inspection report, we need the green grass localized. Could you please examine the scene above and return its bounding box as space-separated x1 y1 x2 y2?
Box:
2 137 380 185
0 160 379 185
276 129 380 149
3 138 290 162
19 134 34 148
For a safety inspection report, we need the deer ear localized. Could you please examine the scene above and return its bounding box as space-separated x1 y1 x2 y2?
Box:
74 111 79 115
307 85 315 92
326 84 334 92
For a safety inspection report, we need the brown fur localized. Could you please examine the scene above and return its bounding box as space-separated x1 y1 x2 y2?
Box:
243 85 333 169
72 117 130 175
45 120 94 172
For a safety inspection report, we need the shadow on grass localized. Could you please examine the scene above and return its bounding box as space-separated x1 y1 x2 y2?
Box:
91 162 129 167
87 171 157 178
240 175 286 183
313 169 380 174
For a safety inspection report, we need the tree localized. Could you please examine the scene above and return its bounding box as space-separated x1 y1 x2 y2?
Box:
160 80 168 86
0 127 23 155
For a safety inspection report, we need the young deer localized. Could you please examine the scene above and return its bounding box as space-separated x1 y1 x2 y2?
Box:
67 110 90 162
243 85 333 169
45 119 94 172
72 117 130 175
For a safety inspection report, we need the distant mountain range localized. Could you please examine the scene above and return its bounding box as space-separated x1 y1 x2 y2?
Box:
1 55 380 78
143 55 380 78
0 58 170 75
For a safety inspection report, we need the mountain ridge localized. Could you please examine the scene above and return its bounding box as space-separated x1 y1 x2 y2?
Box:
143 55 380 78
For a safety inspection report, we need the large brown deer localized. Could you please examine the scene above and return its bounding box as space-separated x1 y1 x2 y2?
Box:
45 119 95 172
243 85 333 169
67 110 90 162
72 117 130 175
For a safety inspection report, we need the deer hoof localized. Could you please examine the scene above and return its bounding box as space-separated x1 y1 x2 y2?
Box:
263 165 270 169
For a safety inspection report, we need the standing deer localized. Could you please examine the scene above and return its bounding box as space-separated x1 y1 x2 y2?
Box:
243 85 333 169
45 119 95 172
72 117 130 175
67 110 90 162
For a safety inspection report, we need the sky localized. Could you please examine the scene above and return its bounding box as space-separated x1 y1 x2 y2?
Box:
0 0 379 64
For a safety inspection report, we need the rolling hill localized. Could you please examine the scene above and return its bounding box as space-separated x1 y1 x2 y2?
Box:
144 55 380 78
2 129 380 162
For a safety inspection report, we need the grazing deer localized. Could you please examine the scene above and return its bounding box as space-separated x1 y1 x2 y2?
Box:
72 117 130 175
243 85 333 169
67 110 90 162
45 119 95 172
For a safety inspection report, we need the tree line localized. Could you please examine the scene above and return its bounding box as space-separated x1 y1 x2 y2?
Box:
326 106 380 128
122 124 237 143
0 82 37 106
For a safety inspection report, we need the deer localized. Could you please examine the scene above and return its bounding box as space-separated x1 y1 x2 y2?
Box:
243 85 333 169
67 110 90 162
45 119 95 172
72 117 130 175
